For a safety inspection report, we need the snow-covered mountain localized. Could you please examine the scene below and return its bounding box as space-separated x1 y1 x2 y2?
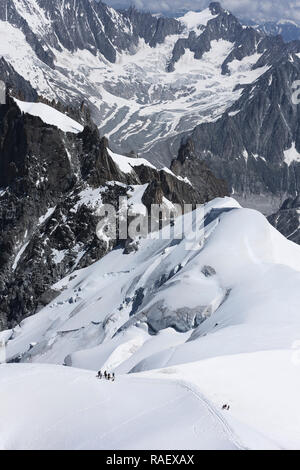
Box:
246 19 300 42
2 196 300 449
2 1 300 214
1 1 300 451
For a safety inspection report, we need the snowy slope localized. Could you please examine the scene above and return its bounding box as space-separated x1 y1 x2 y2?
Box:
2 197 300 448
136 351 300 450
0 363 242 450
14 98 84 133
178 8 218 33
107 149 156 174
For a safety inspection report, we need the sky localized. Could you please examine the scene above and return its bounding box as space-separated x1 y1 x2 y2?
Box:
103 0 300 23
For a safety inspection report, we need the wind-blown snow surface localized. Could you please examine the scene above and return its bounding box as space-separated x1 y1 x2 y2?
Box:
2 197 300 449
0 364 240 450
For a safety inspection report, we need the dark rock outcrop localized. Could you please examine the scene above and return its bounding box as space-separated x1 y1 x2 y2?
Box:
171 140 229 202
0 97 129 328
268 196 300 244
121 6 183 48
0 59 38 102
175 53 300 210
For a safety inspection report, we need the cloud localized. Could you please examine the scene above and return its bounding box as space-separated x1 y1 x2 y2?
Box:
104 0 300 23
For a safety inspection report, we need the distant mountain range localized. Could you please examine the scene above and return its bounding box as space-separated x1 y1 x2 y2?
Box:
243 19 300 42
168 10 300 43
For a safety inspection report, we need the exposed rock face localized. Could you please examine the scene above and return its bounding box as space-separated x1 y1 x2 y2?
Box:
248 19 300 43
171 140 229 202
168 3 245 72
0 96 226 330
121 6 183 48
175 51 300 212
0 58 38 102
0 96 74 192
141 169 202 209
0 0 55 67
0 0 183 66
268 196 300 244
0 97 128 328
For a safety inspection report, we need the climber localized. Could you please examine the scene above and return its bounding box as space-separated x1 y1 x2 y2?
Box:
222 404 230 411
97 371 102 379
104 371 107 379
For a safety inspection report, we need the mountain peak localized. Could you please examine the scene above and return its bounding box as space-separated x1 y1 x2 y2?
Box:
209 2 223 15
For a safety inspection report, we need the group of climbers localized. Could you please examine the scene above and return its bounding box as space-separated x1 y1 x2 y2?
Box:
97 370 115 381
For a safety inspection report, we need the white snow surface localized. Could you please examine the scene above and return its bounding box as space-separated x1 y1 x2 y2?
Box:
12 241 30 271
2 197 300 449
0 363 240 450
284 142 300 166
14 98 84 133
108 149 156 174
178 9 218 33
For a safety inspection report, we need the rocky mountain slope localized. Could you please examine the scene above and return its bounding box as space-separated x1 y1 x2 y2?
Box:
173 36 300 214
268 196 300 244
